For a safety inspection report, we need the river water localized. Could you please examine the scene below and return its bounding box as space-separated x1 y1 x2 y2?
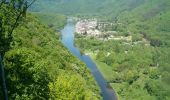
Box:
61 21 117 100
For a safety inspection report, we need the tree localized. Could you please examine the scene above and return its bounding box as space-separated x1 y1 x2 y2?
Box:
4 48 50 99
0 0 36 100
96 51 105 62
49 72 98 100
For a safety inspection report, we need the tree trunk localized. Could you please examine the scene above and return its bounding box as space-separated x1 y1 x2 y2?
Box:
0 54 8 100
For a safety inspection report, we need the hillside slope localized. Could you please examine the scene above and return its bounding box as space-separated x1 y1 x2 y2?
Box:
30 0 170 46
1 13 101 99
28 0 170 99
30 0 169 17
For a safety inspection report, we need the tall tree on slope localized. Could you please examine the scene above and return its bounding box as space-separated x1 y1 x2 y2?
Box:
0 0 36 100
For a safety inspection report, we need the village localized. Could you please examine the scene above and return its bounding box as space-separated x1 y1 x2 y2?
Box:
75 18 132 42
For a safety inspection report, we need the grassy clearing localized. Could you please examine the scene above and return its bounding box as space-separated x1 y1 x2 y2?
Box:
94 60 114 81
85 51 114 81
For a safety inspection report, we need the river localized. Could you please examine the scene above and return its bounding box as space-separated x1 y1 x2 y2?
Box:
61 20 117 100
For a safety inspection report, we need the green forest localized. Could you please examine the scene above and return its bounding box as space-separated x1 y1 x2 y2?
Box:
73 0 170 100
0 0 170 100
0 1 101 100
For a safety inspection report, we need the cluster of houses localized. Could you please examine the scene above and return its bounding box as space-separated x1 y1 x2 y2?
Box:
75 18 116 36
97 22 115 31
74 18 150 46
75 19 101 36
75 18 132 42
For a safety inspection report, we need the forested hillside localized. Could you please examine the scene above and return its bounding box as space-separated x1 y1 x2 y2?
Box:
1 0 170 100
31 12 67 30
30 0 170 17
31 0 170 44
2 14 101 100
75 37 170 99
72 0 170 99
0 2 101 99
30 0 170 99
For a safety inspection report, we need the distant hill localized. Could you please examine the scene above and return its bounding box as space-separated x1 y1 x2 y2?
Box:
30 0 170 46
30 0 170 17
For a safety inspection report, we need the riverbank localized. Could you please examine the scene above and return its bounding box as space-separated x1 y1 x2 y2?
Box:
75 35 170 99
61 21 117 100
84 51 120 99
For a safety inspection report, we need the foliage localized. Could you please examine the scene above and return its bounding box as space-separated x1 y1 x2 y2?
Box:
0 1 35 99
70 2 170 99
31 12 66 30
31 0 170 47
75 37 170 99
49 72 99 100
1 0 170 99
1 11 101 99
0 1 26 55
5 48 50 99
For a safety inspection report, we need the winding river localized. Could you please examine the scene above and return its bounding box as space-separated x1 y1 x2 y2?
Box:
61 20 117 100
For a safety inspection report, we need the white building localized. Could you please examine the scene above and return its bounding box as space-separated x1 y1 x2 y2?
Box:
75 19 98 35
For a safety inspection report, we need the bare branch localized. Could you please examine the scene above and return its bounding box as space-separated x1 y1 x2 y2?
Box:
27 0 36 8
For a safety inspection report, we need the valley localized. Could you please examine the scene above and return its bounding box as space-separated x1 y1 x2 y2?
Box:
0 0 170 100
61 20 117 100
31 0 170 99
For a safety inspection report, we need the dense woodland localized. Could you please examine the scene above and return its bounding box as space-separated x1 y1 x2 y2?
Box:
73 0 170 100
1 0 170 100
31 0 170 47
75 38 170 99
0 1 101 100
